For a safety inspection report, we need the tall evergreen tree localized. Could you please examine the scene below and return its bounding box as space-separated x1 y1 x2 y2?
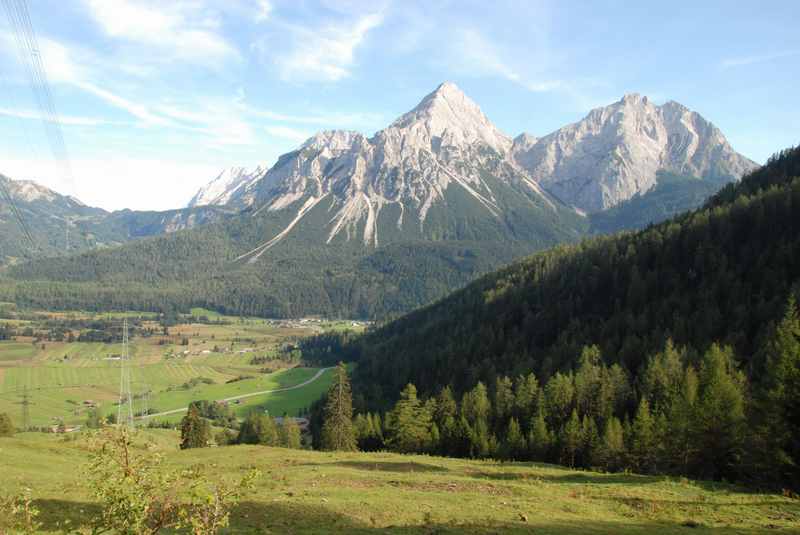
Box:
560 409 582 468
695 344 747 481
237 411 278 445
279 417 302 449
757 296 800 489
321 363 357 451
594 416 625 471
387 383 433 453
503 417 527 460
630 398 656 473
528 407 552 461
180 406 210 449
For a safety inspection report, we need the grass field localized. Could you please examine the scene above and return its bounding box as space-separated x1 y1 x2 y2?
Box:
1 430 798 534
0 310 359 426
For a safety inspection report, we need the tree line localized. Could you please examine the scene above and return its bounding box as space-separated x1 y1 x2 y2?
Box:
314 296 799 492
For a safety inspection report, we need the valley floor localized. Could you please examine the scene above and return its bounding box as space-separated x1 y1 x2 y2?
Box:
2 430 798 534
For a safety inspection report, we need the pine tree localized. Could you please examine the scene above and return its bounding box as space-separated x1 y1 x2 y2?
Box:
560 410 582 468
545 372 575 425
695 344 747 481
434 386 458 428
665 366 699 474
0 412 14 437
237 412 278 445
279 417 302 449
387 383 433 453
758 296 800 489
321 363 357 451
580 415 600 468
503 417 526 460
513 372 539 423
528 406 552 461
594 416 625 471
493 376 515 425
630 398 656 473
180 406 210 449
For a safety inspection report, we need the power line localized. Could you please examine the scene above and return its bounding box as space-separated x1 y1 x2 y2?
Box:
1 0 75 192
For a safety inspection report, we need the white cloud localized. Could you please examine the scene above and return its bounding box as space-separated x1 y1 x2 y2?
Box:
0 107 123 127
265 125 311 142
268 12 384 82
82 0 239 65
720 50 800 69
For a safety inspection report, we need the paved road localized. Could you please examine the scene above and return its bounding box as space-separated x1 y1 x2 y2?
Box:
139 367 333 420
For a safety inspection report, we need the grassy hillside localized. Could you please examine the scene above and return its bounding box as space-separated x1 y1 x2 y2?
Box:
2 430 798 534
0 310 348 426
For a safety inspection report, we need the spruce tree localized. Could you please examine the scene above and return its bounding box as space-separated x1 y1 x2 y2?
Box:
513 373 539 422
560 410 582 468
493 376 515 425
321 363 357 451
503 417 526 460
595 416 625 471
180 406 210 449
528 407 552 462
666 366 699 474
580 415 600 468
758 296 800 488
279 417 302 449
237 412 277 445
630 398 656 473
387 383 433 453
695 344 747 481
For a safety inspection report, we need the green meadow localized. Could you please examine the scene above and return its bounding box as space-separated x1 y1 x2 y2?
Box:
1 430 798 534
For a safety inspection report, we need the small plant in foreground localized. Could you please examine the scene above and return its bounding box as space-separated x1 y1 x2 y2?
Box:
85 427 259 535
0 488 41 535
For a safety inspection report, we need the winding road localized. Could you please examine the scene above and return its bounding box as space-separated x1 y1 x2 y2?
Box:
139 367 333 420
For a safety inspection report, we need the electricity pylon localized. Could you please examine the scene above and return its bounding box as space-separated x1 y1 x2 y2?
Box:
117 318 134 427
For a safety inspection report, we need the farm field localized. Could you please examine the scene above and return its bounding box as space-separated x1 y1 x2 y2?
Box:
2 429 799 534
0 308 361 427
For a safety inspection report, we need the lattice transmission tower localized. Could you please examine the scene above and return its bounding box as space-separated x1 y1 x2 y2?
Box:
117 318 134 427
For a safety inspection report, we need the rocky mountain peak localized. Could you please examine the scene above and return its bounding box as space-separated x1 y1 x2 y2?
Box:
387 81 512 154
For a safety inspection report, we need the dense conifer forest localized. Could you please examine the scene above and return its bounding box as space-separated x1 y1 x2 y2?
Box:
303 146 800 489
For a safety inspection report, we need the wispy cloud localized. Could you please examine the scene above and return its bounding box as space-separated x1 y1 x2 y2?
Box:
262 11 384 82
0 106 124 127
450 28 564 93
720 50 800 69
82 0 240 65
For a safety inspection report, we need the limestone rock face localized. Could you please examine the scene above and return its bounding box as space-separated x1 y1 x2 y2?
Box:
511 94 758 212
187 84 758 248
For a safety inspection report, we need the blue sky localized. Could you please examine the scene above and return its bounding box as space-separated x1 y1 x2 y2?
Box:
0 0 798 210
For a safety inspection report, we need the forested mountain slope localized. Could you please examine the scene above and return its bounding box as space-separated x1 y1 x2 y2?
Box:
349 146 800 400
0 173 233 265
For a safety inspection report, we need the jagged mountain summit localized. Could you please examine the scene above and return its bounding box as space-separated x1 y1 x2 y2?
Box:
223 82 579 262
192 84 756 222
511 93 758 212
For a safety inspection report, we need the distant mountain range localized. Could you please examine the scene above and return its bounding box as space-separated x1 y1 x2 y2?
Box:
0 82 758 318
0 173 232 265
188 83 755 218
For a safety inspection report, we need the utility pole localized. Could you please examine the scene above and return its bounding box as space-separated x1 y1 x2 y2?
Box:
21 385 30 431
117 318 134 427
